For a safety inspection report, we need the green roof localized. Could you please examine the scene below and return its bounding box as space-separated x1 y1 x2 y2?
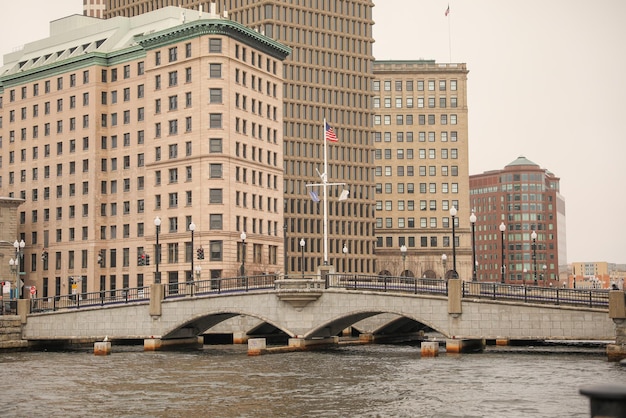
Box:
505 156 539 168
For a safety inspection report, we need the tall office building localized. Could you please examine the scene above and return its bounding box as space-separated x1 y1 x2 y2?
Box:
0 7 289 297
83 0 106 18
103 0 378 275
372 60 471 280
469 156 566 285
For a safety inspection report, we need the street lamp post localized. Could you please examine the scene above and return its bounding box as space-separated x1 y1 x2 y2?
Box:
499 221 506 284
299 238 305 279
470 212 477 281
13 239 25 299
240 232 247 277
531 230 537 285
189 221 196 296
400 245 407 277
154 216 161 284
450 207 457 279
441 254 447 280
342 243 348 273
542 264 547 283
9 258 18 301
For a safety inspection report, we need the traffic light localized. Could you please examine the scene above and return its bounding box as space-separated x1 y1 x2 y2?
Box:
41 249 48 261
145 254 150 266
197 247 204 260
98 250 105 267
138 253 145 266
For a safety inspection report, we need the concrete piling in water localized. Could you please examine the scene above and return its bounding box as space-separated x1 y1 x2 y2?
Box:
144 338 162 351
94 341 111 355
496 338 510 346
248 338 267 356
421 341 439 357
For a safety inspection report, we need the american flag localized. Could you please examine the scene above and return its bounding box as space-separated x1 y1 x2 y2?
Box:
325 122 338 142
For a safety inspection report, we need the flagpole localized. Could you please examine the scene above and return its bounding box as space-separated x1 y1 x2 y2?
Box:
322 118 329 265
305 120 344 270
447 3 452 63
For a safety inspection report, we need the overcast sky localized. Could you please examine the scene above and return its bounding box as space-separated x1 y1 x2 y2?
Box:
1 0 624 264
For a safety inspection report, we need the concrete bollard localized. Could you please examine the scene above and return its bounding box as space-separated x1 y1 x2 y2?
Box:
247 338 267 356
421 341 439 357
94 341 111 356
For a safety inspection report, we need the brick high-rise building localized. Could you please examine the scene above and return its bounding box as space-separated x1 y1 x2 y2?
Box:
102 0 378 276
0 7 290 297
372 60 471 280
469 156 566 285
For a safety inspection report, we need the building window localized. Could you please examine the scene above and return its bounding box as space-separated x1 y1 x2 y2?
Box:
209 38 222 53
209 189 223 204
209 241 223 261
209 63 222 78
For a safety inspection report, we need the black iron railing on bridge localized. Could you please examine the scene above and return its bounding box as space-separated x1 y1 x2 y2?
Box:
326 274 609 309
26 273 609 313
28 274 278 313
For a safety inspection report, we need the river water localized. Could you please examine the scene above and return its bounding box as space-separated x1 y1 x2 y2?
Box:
0 343 622 418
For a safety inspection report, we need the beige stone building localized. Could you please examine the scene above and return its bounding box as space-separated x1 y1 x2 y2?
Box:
569 261 625 289
99 0 378 276
0 197 25 302
0 7 289 298
372 61 471 280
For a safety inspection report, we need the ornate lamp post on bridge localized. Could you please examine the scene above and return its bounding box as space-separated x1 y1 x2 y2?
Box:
531 230 538 285
299 238 305 279
154 216 161 284
400 244 407 278
11 239 25 299
189 221 196 296
441 253 447 280
499 221 506 284
240 232 247 277
342 243 348 273
470 212 477 281
450 207 457 279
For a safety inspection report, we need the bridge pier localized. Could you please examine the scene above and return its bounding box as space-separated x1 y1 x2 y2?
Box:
144 337 202 351
94 341 111 356
233 331 249 344
446 338 485 354
289 336 339 349
608 290 626 362
421 341 439 357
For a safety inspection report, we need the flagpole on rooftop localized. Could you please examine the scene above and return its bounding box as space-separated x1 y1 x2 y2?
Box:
446 3 452 63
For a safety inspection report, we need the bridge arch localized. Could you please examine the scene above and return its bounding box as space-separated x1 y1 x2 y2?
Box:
303 308 448 339
161 308 296 340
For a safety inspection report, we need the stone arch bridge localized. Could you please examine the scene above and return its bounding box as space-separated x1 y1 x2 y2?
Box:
20 276 617 347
